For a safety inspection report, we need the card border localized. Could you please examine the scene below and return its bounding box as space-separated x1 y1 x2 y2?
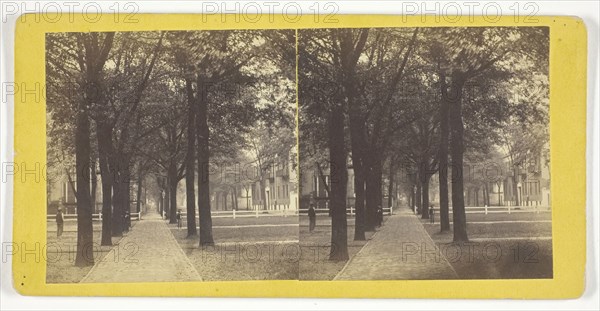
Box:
12 14 586 298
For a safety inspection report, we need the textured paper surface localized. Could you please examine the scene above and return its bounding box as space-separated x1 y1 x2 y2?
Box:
13 14 586 298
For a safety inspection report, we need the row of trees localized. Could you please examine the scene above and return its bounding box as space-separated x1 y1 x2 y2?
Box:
299 27 549 260
47 30 295 266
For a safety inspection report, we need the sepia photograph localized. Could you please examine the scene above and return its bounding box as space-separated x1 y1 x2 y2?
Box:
45 30 298 283
298 27 551 280
44 26 551 283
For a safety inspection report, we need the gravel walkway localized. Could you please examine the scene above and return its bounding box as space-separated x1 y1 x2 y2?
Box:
335 208 458 280
80 212 201 283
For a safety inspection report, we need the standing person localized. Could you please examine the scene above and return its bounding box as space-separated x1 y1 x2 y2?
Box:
429 205 435 224
308 204 316 232
377 205 383 227
124 212 130 232
56 207 64 238
176 209 182 229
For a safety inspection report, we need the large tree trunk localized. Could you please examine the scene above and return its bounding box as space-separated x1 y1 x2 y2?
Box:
448 75 468 242
438 72 451 231
90 163 97 213
111 173 123 237
112 153 130 236
348 115 366 241
352 162 366 241
97 123 114 245
328 105 349 261
74 104 94 267
185 78 198 236
365 154 382 231
197 76 214 246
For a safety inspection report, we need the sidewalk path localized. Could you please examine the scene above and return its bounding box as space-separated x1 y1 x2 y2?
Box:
81 212 201 283
335 208 458 280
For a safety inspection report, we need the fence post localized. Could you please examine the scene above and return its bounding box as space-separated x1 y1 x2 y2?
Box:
508 206 511 214
256 208 259 218
99 212 102 221
390 204 393 215
485 205 488 215
233 209 236 219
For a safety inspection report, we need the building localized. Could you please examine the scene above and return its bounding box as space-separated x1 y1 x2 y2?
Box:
250 149 298 210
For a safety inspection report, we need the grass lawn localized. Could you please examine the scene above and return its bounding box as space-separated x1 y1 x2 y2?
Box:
46 221 132 283
422 213 553 279
299 215 380 280
169 217 299 281
182 214 299 227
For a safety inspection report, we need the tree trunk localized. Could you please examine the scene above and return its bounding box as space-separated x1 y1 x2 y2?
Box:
136 168 143 213
74 103 94 267
97 123 114 245
328 105 349 261
197 76 214 246
348 115 367 241
484 183 490 206
168 163 178 224
111 173 123 237
448 75 468 242
365 154 382 231
352 165 366 241
111 152 131 237
122 161 131 231
164 180 170 220
512 167 520 206
387 161 396 211
420 163 430 219
232 187 238 210
415 172 422 214
90 163 97 213
184 77 197 236
438 71 451 231
260 179 268 210
421 178 430 219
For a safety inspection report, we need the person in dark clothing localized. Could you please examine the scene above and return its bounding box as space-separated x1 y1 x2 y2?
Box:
429 205 435 224
377 205 383 227
56 207 64 238
308 204 316 232
176 210 182 229
124 212 131 232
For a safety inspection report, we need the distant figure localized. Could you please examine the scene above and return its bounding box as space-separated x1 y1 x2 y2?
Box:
308 204 316 232
176 210 182 229
124 212 130 232
377 205 383 227
56 207 64 238
429 205 435 224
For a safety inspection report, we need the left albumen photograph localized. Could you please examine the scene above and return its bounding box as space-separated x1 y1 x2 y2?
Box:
45 30 298 283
